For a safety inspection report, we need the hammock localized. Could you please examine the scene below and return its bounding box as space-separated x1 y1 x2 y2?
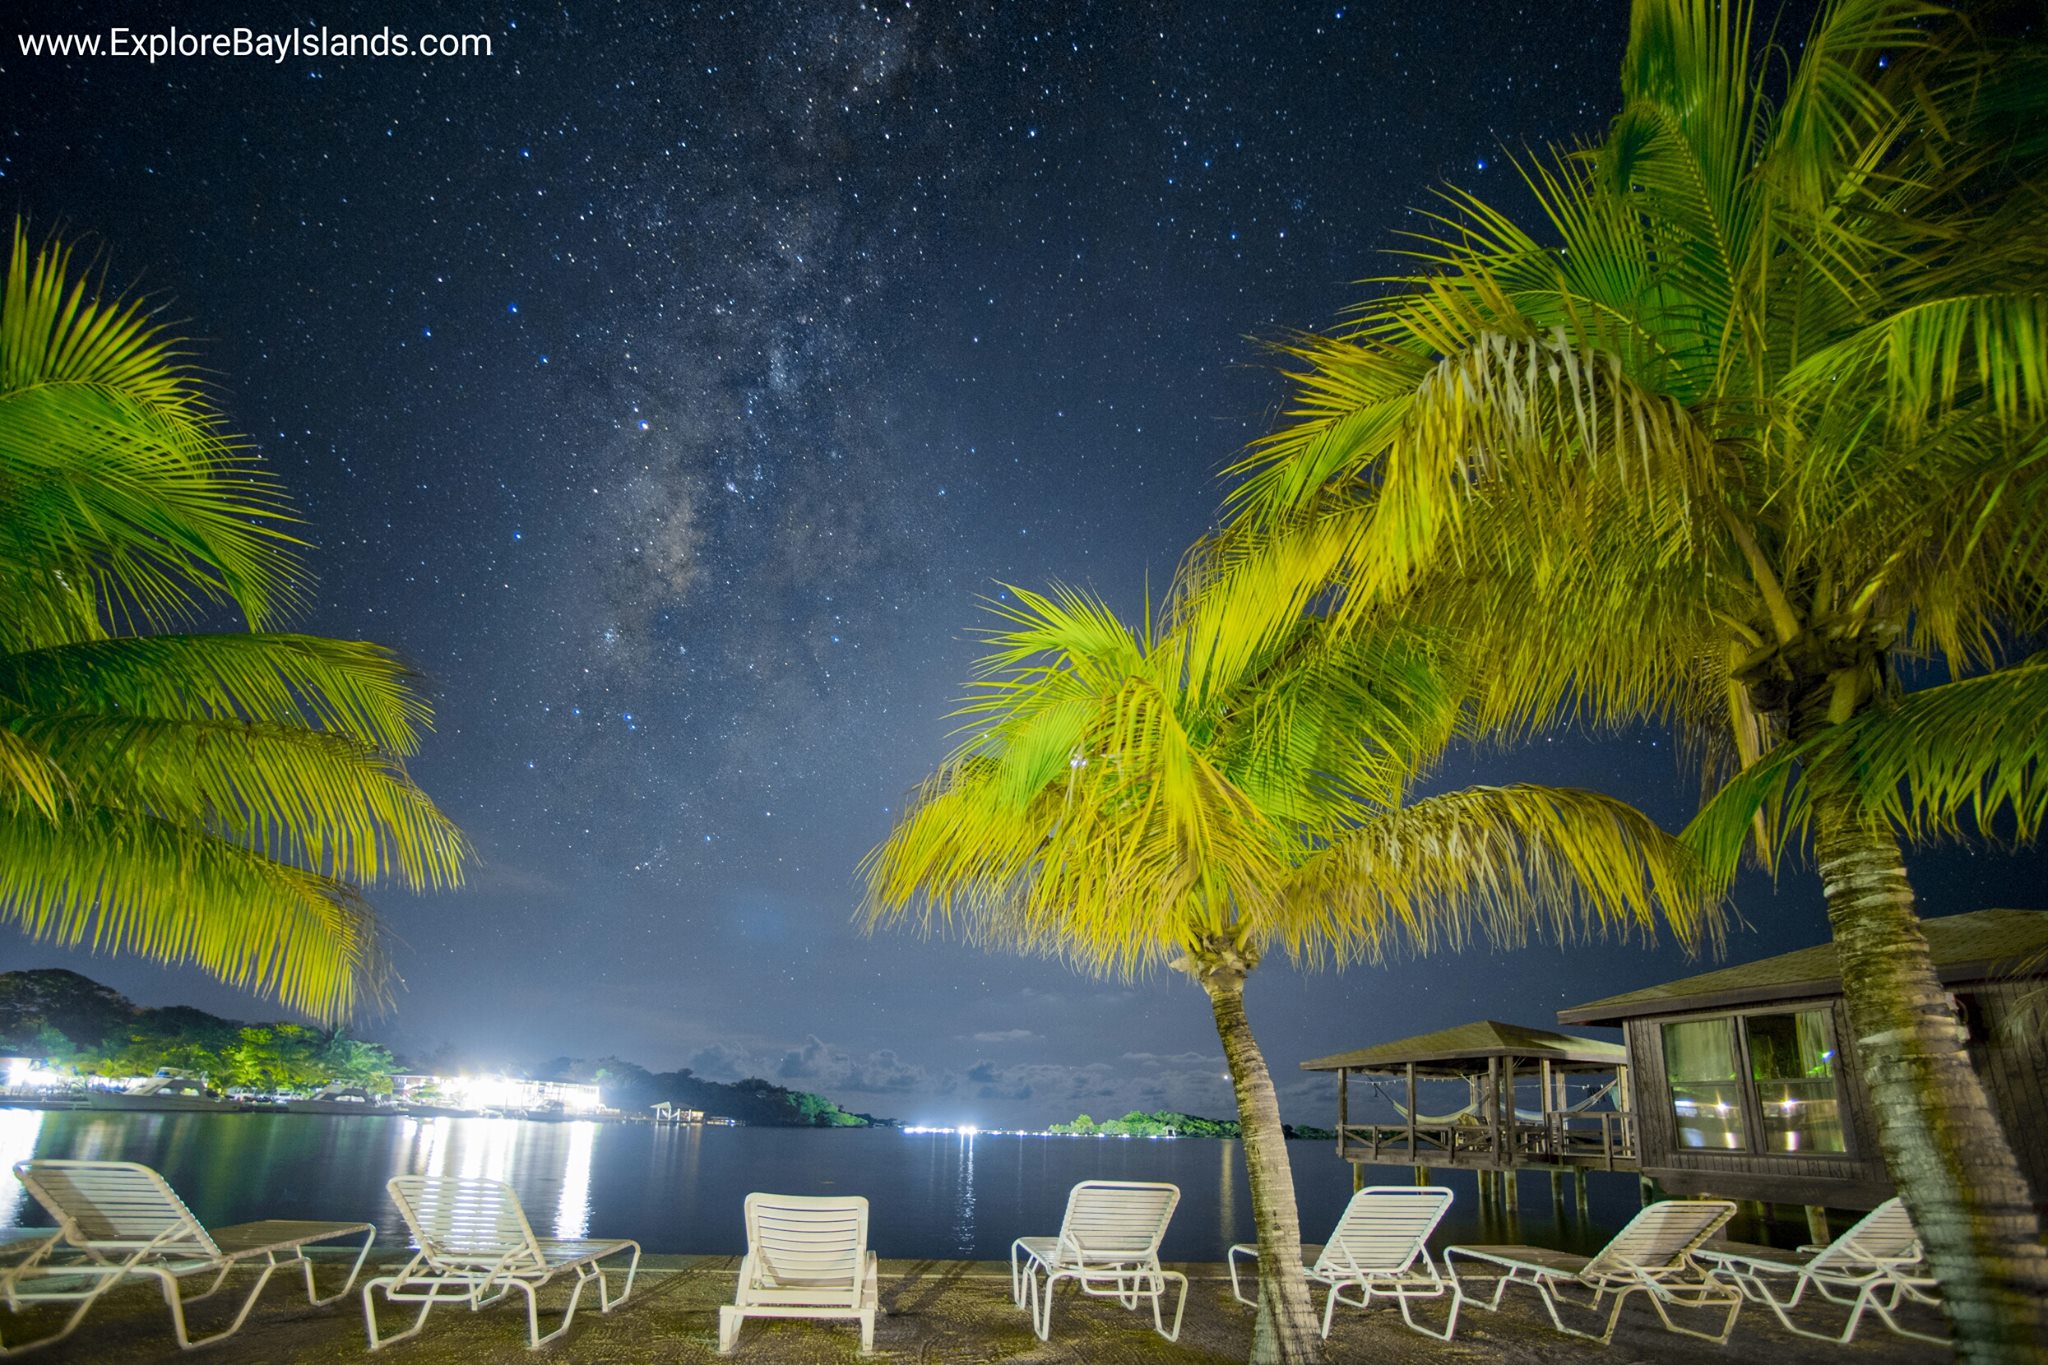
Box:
1370 1077 1620 1126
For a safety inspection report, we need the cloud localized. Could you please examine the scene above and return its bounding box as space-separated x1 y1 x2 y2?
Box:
1120 1050 1216 1066
774 1035 941 1095
686 1043 752 1081
969 1028 1035 1044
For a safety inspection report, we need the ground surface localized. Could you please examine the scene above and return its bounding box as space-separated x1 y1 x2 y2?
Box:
6 1255 1953 1362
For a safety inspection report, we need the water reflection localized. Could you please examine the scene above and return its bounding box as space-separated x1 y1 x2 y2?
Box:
1217 1138 1236 1239
950 1130 976 1256
0 1117 1640 1260
554 1122 596 1240
0 1109 43 1226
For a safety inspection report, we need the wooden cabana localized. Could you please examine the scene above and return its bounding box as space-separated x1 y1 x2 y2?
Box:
1301 1019 1637 1176
1559 907 2048 1211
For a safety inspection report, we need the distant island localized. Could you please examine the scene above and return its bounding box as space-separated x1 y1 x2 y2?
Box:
1050 1109 1335 1142
0 969 890 1128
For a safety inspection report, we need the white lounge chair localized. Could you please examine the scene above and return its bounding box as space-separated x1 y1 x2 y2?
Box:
11 1158 373 1351
1446 1198 1741 1344
717 1193 880 1355
363 1174 640 1350
1698 1197 1942 1344
1010 1180 1187 1342
1227 1185 1460 1339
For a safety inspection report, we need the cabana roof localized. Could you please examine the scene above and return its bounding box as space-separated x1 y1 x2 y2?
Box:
1559 908 2048 1027
1300 1019 1625 1076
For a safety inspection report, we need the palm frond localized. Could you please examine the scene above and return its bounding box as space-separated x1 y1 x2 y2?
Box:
0 221 306 634
16 714 467 889
0 804 387 1023
1684 655 2048 882
0 633 436 756
1284 783 1720 967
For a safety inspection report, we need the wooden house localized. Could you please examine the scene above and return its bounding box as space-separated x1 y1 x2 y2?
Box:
1556 908 2048 1211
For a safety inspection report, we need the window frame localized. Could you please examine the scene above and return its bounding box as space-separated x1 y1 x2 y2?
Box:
1656 1002 1856 1160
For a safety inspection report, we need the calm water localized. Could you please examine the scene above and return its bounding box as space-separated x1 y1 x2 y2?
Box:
0 1109 1641 1259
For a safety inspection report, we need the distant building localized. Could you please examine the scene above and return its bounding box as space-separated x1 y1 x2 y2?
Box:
650 1102 704 1124
388 1073 602 1114
1558 908 2048 1211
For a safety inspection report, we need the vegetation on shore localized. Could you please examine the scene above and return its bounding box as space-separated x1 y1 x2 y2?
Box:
1050 1110 1334 1142
0 968 889 1125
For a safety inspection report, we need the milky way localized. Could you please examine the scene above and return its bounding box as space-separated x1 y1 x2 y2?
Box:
8 0 2040 1128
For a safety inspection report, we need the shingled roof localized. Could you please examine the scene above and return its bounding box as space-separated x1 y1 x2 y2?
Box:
1558 908 2048 1027
1300 1019 1626 1075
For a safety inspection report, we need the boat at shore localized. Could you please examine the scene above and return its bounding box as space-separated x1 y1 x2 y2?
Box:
82 1076 232 1113
285 1085 403 1115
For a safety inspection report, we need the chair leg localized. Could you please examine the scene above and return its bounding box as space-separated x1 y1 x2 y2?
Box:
1445 1251 1515 1316
1397 1285 1462 1342
717 1305 742 1354
522 1273 589 1350
595 1245 641 1312
1155 1271 1187 1343
148 1261 286 1350
0 1268 128 1358
1226 1245 1257 1308
362 1276 438 1350
859 1305 875 1354
1527 1276 1628 1345
1032 1268 1056 1340
301 1230 376 1307
1642 1284 1742 1345
1861 1286 1949 1346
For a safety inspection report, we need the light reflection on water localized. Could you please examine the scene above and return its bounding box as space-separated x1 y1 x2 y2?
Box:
950 1131 976 1256
554 1121 596 1240
0 1116 1640 1258
1218 1137 1236 1239
0 1109 43 1227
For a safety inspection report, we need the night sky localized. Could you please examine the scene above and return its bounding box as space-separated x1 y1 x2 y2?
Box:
6 2 2041 1129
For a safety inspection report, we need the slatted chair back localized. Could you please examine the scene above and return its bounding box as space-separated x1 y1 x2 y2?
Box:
14 1160 219 1260
388 1176 546 1276
740 1194 870 1307
1055 1181 1179 1267
1816 1198 1921 1270
1581 1200 1734 1281
1315 1186 1453 1277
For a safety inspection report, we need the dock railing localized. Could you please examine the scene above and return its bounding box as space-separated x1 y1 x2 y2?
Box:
1336 1111 1637 1172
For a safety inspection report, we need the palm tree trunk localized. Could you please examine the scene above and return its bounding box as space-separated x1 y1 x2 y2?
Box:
1810 785 2048 1362
1202 965 1327 1365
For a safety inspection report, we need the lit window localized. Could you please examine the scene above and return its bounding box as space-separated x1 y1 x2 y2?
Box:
1662 1018 1746 1150
1748 1009 1845 1153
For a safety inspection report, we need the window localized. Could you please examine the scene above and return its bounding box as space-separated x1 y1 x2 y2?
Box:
1662 1017 1745 1150
1748 1009 1845 1153
1660 1007 1848 1155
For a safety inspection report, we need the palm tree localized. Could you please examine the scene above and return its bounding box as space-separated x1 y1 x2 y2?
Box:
862 585 1714 1364
1212 0 2048 1354
0 221 468 1023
